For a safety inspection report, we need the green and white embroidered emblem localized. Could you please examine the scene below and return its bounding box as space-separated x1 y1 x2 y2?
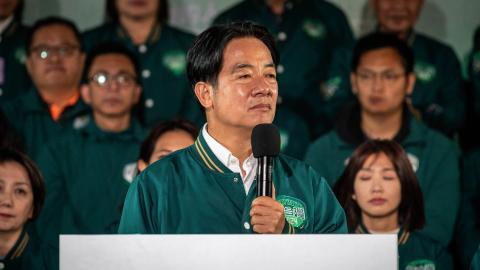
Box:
406 153 419 172
123 162 137 183
72 115 90 130
162 50 187 76
15 48 26 64
302 19 326 40
320 76 342 100
277 195 307 229
473 51 480 73
405 259 436 270
279 129 289 151
415 62 436 83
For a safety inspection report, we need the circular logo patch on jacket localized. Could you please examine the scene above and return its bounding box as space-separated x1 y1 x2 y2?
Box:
277 195 307 229
73 115 90 130
405 259 435 270
302 19 326 40
162 51 187 76
320 76 342 100
415 62 436 83
406 153 419 172
123 162 137 183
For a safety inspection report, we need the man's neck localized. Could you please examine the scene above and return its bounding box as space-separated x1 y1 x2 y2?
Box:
207 122 253 167
94 112 131 133
378 26 410 41
362 212 399 233
119 15 157 45
0 229 22 257
39 87 78 106
361 109 403 140
266 0 286 16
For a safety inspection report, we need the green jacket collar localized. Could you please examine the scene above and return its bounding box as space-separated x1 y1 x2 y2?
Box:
4 229 29 260
334 101 411 146
356 223 410 246
191 130 234 174
80 116 144 142
114 21 163 45
21 88 90 118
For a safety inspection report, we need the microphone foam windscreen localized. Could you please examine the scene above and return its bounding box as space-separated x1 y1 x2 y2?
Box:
251 123 281 157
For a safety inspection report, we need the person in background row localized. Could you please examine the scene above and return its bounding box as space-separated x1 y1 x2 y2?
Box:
0 148 56 270
470 27 480 118
34 42 145 250
334 140 453 269
1 16 90 158
137 118 198 172
305 32 459 247
454 146 480 269
118 22 347 235
83 0 202 127
0 0 31 104
328 0 464 137
213 0 355 141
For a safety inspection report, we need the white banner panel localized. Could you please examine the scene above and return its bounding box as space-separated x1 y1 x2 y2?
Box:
61 234 397 270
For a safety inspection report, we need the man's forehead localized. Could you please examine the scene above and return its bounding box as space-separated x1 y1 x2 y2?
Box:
90 54 135 73
223 38 273 65
32 24 78 44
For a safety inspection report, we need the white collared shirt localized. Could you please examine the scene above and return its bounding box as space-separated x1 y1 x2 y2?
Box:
202 124 257 195
0 16 13 38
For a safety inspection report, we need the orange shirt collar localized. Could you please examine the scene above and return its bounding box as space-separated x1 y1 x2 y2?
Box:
49 92 80 121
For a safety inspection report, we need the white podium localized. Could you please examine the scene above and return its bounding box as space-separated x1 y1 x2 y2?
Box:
60 234 397 270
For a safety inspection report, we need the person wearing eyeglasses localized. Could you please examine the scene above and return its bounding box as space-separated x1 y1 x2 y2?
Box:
33 42 145 251
1 17 89 158
0 0 32 105
83 0 201 128
305 32 459 248
326 0 464 138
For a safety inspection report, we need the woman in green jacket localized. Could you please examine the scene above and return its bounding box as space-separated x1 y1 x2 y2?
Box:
334 139 452 269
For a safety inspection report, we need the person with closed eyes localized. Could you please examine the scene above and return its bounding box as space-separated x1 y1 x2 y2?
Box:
333 139 453 270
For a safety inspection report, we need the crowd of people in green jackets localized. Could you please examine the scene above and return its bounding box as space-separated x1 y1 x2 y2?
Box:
0 0 479 269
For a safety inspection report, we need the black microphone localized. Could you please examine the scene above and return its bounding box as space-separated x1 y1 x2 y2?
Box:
252 124 280 197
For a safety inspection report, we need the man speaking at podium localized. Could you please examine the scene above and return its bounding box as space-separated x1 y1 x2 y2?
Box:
118 22 346 234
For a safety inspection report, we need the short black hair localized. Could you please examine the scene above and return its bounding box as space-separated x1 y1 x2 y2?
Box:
138 118 198 164
186 21 279 87
334 140 425 233
26 16 83 54
351 32 414 74
105 0 169 23
0 148 45 221
82 42 140 84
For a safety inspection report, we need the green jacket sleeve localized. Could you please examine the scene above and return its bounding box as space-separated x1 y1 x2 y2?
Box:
33 142 67 246
313 173 347 234
118 170 161 234
471 245 480 270
420 141 460 246
421 46 464 135
455 152 480 269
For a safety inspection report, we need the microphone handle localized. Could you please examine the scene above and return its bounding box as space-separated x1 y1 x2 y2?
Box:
257 156 273 197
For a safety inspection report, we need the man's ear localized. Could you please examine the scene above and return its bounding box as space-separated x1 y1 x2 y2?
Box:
137 159 147 172
350 73 358 95
194 82 214 110
80 84 91 105
405 72 416 96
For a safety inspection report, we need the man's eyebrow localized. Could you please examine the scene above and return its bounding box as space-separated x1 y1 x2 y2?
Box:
231 63 253 74
230 62 276 74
